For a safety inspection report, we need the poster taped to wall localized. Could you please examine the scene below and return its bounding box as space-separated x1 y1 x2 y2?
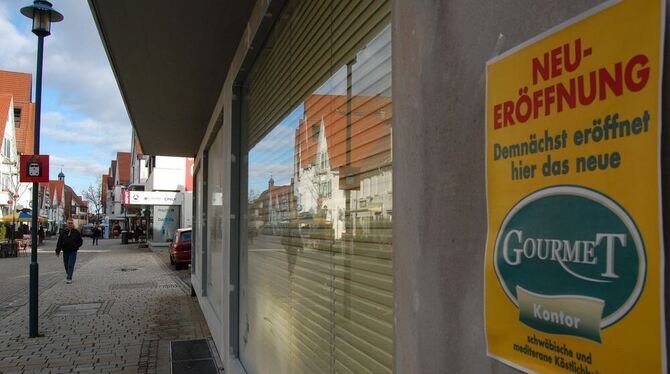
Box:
484 0 666 372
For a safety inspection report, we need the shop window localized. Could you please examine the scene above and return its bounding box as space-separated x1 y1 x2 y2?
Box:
241 7 393 373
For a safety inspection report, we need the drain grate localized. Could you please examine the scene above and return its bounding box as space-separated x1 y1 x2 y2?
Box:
158 284 180 289
170 339 219 374
109 282 157 290
116 267 140 272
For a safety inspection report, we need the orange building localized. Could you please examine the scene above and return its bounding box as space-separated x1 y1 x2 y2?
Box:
294 94 392 190
0 70 35 155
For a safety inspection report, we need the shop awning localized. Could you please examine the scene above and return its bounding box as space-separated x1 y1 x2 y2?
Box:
87 0 256 156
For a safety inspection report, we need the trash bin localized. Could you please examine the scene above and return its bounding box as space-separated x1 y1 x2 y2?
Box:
121 230 129 244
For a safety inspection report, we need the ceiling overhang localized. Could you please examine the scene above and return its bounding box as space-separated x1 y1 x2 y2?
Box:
88 0 255 156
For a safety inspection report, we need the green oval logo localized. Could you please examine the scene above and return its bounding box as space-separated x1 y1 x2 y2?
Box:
494 186 645 342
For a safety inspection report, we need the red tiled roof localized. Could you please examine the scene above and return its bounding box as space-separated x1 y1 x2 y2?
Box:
0 71 31 103
0 71 34 155
116 152 131 184
270 185 290 201
15 103 34 154
64 184 86 218
101 174 108 210
48 180 64 205
295 94 392 179
133 134 143 156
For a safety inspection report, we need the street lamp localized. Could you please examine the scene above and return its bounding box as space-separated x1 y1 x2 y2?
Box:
20 0 63 339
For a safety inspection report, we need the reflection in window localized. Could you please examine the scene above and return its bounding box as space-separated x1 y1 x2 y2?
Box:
243 23 392 374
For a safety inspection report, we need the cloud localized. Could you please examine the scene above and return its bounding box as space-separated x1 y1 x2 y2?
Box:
0 1 129 124
0 1 132 186
42 110 130 147
0 4 33 73
252 125 296 152
51 154 106 173
249 162 294 184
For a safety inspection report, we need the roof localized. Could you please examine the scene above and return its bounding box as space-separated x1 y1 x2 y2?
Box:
70 189 86 207
39 180 64 205
14 102 35 154
0 70 34 155
133 133 143 156
88 0 256 156
50 180 64 205
295 94 392 177
0 71 31 103
116 152 131 184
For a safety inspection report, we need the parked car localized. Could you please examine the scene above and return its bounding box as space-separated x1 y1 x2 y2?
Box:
169 228 192 270
81 224 94 237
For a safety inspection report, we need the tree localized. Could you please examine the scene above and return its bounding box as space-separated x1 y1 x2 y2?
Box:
82 182 103 222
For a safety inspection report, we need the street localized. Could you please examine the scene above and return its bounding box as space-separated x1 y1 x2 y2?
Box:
0 237 209 373
0 238 97 320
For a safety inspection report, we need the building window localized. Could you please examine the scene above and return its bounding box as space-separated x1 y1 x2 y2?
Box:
311 123 320 140
242 11 392 373
13 108 20 128
3 139 10 158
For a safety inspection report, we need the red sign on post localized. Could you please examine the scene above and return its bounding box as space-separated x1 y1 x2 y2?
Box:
20 155 49 183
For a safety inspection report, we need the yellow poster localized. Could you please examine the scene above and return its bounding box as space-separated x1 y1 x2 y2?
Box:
485 0 666 372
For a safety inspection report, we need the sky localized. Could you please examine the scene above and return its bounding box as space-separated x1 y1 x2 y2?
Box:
0 1 131 196
247 24 391 196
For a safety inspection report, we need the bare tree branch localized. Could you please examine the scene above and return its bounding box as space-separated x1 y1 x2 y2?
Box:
81 182 103 220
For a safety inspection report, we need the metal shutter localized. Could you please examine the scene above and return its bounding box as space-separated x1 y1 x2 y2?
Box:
243 1 392 373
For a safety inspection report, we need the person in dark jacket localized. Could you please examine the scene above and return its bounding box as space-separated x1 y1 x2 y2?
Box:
56 219 83 284
92 225 101 245
38 226 45 245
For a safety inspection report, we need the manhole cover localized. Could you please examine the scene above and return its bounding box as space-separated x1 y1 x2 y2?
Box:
116 267 139 272
109 282 157 290
50 302 102 317
44 300 113 317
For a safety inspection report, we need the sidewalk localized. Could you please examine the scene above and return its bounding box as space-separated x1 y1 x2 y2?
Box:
0 239 212 374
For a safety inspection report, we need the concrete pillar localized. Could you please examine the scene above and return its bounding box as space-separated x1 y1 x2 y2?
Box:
392 1 611 372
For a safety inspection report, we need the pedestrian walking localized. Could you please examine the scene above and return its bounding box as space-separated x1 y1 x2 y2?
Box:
92 225 100 245
55 219 83 284
38 226 45 245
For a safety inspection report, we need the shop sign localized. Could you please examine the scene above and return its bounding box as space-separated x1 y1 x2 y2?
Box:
19 154 49 183
484 1 665 373
126 191 183 206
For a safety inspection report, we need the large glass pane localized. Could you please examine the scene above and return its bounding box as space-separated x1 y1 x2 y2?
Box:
207 130 225 315
242 22 392 374
195 167 203 278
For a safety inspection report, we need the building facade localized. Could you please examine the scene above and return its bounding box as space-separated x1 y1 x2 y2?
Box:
0 70 36 217
129 137 194 240
90 1 670 373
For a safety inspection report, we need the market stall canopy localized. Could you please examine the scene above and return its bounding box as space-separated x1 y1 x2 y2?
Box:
0 212 48 224
88 0 256 156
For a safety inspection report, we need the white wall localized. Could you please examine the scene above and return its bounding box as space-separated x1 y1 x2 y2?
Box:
145 156 187 192
181 191 192 228
139 158 149 183
113 186 123 215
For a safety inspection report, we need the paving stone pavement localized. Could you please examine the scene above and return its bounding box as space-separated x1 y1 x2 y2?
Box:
0 239 212 374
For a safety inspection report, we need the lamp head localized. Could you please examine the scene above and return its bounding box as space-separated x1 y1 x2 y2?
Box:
20 0 63 37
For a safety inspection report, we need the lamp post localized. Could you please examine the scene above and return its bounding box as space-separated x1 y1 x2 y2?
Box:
20 0 63 338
